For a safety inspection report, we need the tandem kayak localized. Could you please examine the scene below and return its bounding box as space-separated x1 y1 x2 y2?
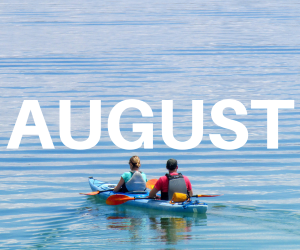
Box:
88 177 208 214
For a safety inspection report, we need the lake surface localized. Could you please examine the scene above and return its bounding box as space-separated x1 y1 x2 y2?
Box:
0 0 300 249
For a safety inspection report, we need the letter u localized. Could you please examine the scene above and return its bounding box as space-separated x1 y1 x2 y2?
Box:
60 100 101 150
162 100 203 150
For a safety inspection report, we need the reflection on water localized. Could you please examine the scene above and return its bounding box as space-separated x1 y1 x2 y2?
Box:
153 217 193 244
79 196 207 245
106 215 207 245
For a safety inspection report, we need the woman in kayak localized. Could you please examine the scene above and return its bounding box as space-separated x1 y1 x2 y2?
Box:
113 156 148 193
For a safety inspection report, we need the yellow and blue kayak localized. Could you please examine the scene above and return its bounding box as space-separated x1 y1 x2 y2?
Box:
88 177 208 214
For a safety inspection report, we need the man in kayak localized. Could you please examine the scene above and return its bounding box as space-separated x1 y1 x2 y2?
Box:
148 159 193 200
113 156 148 193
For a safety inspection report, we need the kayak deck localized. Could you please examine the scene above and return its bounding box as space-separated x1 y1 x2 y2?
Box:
88 177 208 214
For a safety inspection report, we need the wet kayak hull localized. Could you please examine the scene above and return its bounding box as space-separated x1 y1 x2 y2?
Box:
88 177 208 214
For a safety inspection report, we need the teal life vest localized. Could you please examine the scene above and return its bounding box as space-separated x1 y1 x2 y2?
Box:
125 171 146 192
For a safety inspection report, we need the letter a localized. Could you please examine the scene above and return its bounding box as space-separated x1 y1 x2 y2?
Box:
7 100 54 149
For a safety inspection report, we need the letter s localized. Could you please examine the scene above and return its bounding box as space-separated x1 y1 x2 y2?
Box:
209 99 248 150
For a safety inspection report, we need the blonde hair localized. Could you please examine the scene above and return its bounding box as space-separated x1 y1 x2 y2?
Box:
129 156 141 168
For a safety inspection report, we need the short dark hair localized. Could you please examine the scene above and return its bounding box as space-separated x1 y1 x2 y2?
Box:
166 159 177 170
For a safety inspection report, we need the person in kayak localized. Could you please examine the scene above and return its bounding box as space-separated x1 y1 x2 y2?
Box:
148 158 193 200
113 156 148 193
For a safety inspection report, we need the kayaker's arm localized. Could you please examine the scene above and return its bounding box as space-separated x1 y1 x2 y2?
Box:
148 187 159 198
113 177 125 192
188 189 193 197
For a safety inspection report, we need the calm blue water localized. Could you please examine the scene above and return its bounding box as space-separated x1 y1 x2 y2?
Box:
1 0 300 249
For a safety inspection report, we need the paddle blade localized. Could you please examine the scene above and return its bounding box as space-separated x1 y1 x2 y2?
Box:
194 194 223 198
146 179 158 190
106 194 135 205
80 191 100 196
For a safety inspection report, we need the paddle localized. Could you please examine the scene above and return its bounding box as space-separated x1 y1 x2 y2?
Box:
80 189 114 196
106 193 223 205
81 179 158 196
192 194 222 198
81 179 157 196
146 179 158 189
106 194 155 205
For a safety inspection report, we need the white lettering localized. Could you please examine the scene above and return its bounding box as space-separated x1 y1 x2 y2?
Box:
251 100 294 149
7 100 54 149
108 99 153 150
60 100 101 150
162 100 203 150
209 99 248 150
